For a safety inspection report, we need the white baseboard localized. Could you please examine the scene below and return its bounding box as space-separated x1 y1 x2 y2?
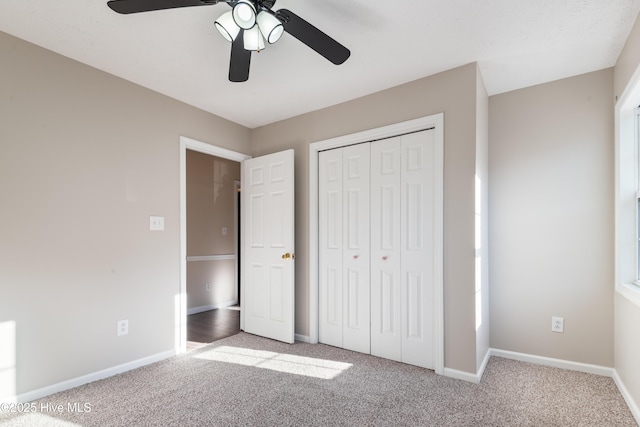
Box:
442 348 491 384
8 350 175 404
490 348 614 377
443 367 482 383
187 300 238 315
294 333 311 343
443 348 614 385
613 369 640 425
477 347 491 381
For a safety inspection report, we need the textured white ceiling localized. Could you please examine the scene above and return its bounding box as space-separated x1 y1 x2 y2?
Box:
1 0 639 128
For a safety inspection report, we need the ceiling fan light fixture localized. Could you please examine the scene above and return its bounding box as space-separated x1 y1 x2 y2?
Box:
214 11 240 42
243 25 266 51
106 1 351 82
257 10 284 44
232 0 256 30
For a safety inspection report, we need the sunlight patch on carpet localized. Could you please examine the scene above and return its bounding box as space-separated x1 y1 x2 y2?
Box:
0 412 84 427
194 346 352 379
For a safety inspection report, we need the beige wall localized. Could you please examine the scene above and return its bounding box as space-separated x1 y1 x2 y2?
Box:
187 259 237 309
251 63 482 374
489 69 614 366
0 30 250 397
186 151 240 310
614 10 640 416
186 151 239 256
476 67 490 370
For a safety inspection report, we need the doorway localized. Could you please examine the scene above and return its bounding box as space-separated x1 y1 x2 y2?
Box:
185 149 241 349
179 137 251 354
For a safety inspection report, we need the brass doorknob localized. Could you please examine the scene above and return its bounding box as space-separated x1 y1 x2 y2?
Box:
282 252 292 260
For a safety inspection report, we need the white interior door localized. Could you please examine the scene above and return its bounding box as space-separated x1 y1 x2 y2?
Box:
319 149 343 348
319 144 370 353
312 114 444 373
342 144 371 354
370 137 402 362
401 130 435 369
242 149 295 344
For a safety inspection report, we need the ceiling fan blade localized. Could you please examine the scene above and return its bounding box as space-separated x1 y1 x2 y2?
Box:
277 9 350 65
229 32 251 82
107 0 222 14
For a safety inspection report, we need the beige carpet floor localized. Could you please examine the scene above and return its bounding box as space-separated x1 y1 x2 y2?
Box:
1 332 636 426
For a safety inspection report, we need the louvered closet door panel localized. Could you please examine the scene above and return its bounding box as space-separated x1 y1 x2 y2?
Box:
370 137 402 362
342 143 371 354
319 149 344 348
401 130 435 369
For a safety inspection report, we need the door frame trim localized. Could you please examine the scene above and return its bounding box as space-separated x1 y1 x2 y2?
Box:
178 136 250 354
308 114 444 375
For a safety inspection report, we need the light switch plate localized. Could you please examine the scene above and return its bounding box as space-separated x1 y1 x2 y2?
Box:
150 216 164 231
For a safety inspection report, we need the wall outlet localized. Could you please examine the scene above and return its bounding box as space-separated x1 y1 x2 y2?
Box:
205 282 212 292
551 316 564 333
222 227 227 236
117 320 129 336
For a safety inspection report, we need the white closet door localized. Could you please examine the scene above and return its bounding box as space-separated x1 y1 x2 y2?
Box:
318 127 439 369
319 149 343 348
342 143 371 354
370 137 402 361
401 130 435 369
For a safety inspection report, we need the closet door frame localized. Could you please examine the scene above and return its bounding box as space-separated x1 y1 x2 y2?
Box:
309 113 444 375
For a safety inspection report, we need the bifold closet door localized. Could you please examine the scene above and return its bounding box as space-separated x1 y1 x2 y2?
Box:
400 130 436 369
318 148 343 348
319 144 370 354
320 128 437 368
370 137 402 362
370 130 435 369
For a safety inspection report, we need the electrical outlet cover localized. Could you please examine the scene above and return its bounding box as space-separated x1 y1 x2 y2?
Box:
551 316 564 333
117 320 129 336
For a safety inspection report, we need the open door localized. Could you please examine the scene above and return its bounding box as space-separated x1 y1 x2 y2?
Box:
241 149 295 343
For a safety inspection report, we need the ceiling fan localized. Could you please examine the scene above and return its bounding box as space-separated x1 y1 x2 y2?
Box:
107 0 351 82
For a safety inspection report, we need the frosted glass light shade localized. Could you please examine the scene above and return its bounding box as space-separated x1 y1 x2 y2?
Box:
243 25 265 51
257 11 283 44
232 0 256 30
215 11 240 42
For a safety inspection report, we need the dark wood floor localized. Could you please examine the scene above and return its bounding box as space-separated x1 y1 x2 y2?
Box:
187 307 240 350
